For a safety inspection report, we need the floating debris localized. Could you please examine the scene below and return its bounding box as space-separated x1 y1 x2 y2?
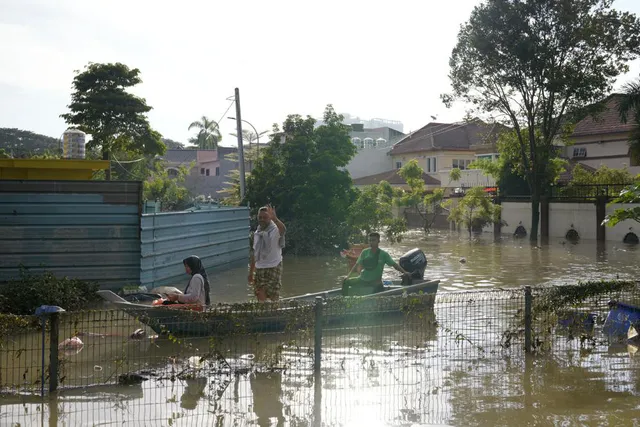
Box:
118 373 148 385
59 337 84 356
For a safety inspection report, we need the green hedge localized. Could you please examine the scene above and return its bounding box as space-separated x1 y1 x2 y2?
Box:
0 271 101 315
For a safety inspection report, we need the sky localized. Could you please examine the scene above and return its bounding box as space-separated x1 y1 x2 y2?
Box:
1 0 640 147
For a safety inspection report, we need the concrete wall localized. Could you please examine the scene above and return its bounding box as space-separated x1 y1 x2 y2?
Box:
346 147 393 179
500 200 639 242
501 202 539 237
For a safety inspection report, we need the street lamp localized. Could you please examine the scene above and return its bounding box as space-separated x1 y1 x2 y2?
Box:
228 117 267 171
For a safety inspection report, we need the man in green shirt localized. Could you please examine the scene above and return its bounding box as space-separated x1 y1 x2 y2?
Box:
342 232 409 296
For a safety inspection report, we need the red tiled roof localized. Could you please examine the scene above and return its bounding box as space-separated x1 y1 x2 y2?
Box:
390 120 506 155
352 169 441 186
571 95 636 137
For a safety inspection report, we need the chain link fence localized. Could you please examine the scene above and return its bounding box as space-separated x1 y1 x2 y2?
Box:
1 281 639 426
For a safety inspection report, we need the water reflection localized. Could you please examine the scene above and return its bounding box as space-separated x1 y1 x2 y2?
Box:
251 372 285 427
213 230 639 302
180 377 207 410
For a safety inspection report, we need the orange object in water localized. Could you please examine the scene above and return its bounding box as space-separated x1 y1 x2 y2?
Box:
341 243 368 272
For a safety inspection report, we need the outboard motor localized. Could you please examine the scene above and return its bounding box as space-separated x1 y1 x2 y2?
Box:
399 248 428 285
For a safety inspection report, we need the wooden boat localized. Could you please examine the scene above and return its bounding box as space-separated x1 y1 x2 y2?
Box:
97 278 439 337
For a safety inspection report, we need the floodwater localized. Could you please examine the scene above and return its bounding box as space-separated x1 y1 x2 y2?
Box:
1 230 640 426
213 229 639 302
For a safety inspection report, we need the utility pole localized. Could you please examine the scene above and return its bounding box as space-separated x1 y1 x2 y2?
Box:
234 88 246 202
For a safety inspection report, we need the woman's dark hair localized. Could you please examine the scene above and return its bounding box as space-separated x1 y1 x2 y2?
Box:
368 232 381 240
183 255 211 305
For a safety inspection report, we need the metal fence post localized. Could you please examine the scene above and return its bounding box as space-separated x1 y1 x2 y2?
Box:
314 296 323 374
313 296 323 427
49 312 60 392
524 286 532 354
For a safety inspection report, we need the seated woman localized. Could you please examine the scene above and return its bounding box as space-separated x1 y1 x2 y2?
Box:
166 256 211 307
342 232 409 296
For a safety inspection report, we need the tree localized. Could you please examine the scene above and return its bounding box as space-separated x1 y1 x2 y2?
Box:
60 62 165 180
569 164 634 186
603 179 640 227
446 187 502 236
347 181 407 244
188 116 222 149
217 168 242 206
471 129 567 196
245 105 357 255
617 78 640 164
0 128 61 158
396 159 462 233
229 129 269 170
143 161 193 212
162 138 186 150
444 0 640 242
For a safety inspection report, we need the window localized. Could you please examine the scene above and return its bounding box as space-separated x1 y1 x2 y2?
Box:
200 168 205 175
477 154 493 161
363 137 374 148
453 159 471 170
396 161 402 169
426 157 437 173
167 169 178 178
206 169 210 176
215 167 220 176
352 137 363 148
572 147 587 158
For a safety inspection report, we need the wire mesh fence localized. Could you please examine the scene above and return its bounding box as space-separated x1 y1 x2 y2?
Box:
1 281 640 426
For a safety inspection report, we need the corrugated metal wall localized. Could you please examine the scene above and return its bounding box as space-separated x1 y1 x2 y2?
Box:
0 180 142 289
140 208 250 288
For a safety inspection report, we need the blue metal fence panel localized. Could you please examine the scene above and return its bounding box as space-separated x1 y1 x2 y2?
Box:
140 208 250 288
0 180 142 290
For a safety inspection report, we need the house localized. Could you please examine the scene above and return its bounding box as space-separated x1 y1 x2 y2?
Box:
352 169 441 190
560 94 640 176
388 120 505 191
346 124 405 179
162 147 239 199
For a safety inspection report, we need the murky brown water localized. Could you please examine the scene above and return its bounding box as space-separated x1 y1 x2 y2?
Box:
2 230 639 426
213 230 639 302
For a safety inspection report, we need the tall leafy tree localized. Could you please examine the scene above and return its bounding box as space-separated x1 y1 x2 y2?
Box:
471 129 567 197
245 105 357 255
60 62 165 180
444 0 640 241
188 116 222 149
617 78 640 164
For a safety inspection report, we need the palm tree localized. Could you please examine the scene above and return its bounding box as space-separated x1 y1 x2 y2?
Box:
617 79 640 164
188 116 222 149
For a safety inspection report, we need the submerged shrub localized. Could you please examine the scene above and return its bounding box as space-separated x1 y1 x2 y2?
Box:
0 270 100 315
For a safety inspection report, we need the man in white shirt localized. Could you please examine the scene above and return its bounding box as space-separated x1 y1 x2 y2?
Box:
249 205 286 301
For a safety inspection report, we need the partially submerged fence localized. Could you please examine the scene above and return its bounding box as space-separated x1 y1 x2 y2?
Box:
2 282 639 425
